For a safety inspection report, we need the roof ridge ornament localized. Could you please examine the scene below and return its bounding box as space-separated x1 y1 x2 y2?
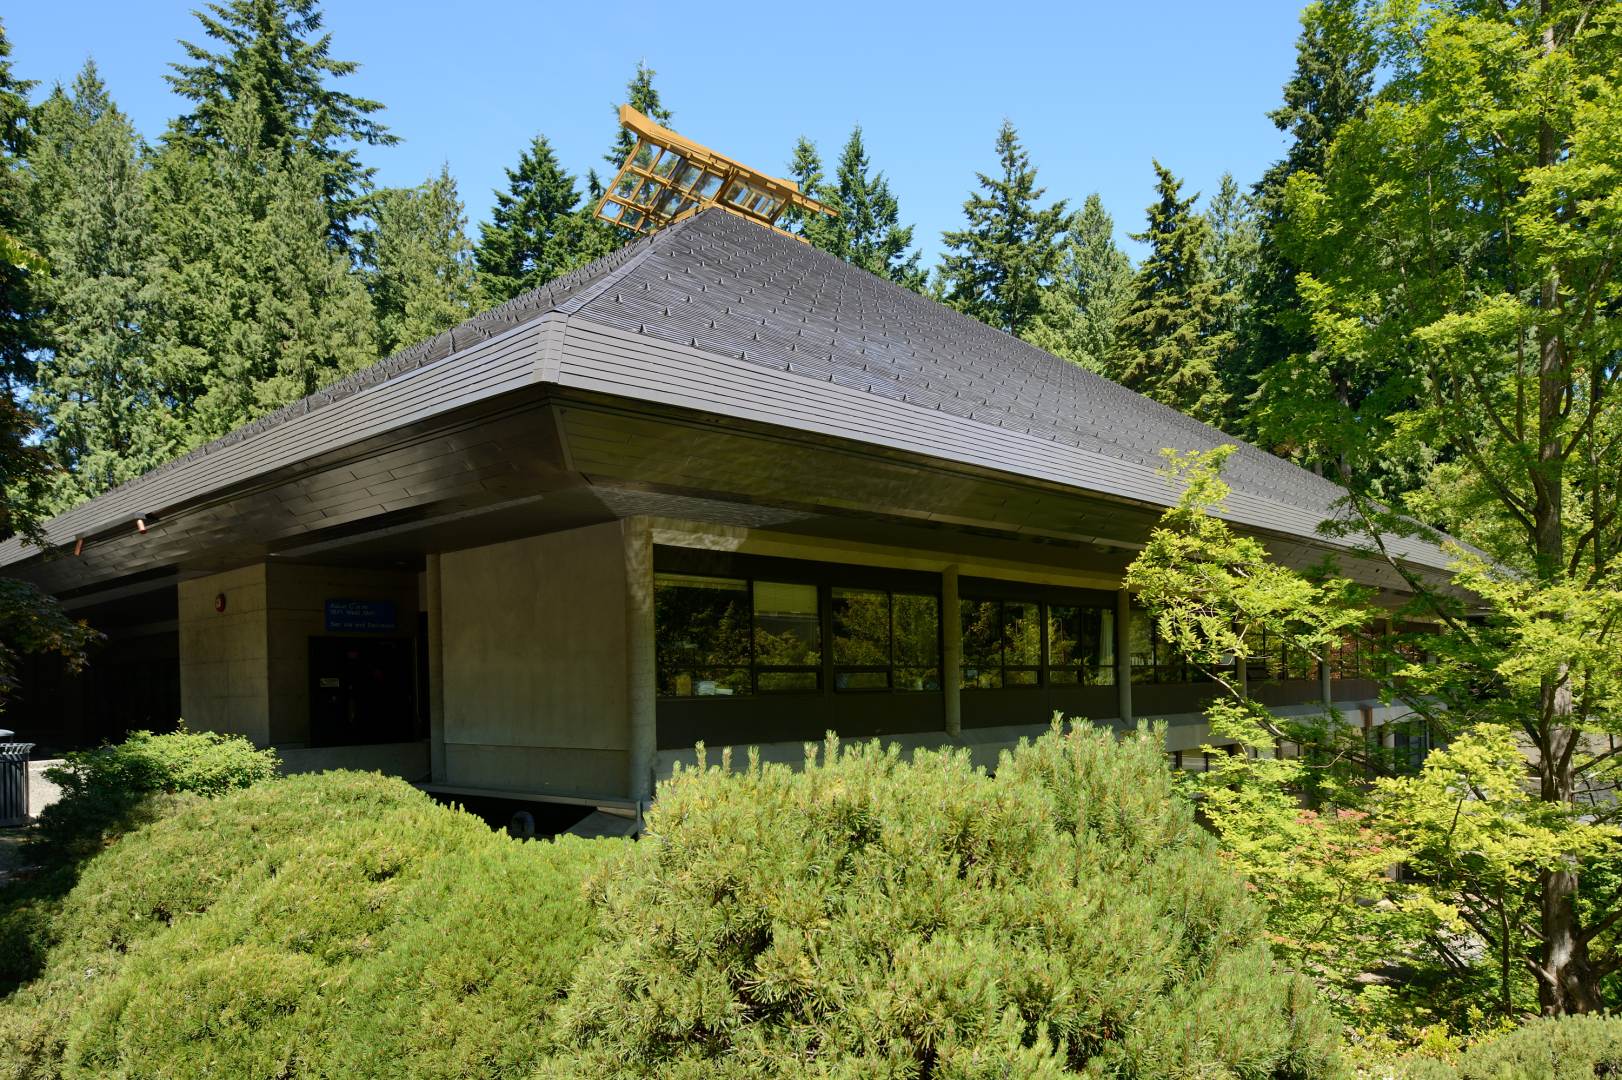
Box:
595 105 835 241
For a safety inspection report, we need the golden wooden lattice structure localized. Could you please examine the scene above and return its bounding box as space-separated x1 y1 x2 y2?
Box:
596 105 834 240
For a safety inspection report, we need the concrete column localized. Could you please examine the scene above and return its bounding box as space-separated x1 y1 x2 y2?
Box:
425 553 447 783
1320 650 1334 713
942 564 962 738
624 517 657 803
1115 587 1133 725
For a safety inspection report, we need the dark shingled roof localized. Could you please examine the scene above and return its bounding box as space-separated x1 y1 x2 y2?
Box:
9 208 1448 574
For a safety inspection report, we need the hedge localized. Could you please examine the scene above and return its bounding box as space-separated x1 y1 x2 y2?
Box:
0 771 618 1079
545 722 1342 1078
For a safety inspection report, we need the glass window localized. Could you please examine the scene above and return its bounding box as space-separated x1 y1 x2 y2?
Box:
893 593 940 691
1048 605 1116 685
696 172 724 199
654 574 750 697
614 174 638 198
1129 606 1212 684
673 162 702 190
961 599 1003 689
1004 601 1041 685
632 141 658 170
753 581 821 693
833 587 889 691
654 152 682 178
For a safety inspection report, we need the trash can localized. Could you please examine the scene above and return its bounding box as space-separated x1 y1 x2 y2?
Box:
0 740 33 827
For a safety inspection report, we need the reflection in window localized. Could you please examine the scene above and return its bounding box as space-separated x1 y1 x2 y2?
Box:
1245 625 1320 683
1129 607 1214 684
831 589 940 692
961 598 1040 689
753 581 821 693
893 593 941 691
1048 605 1116 685
654 574 751 697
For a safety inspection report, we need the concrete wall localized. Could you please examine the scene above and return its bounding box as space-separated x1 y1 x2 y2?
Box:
440 521 635 800
179 565 271 743
264 562 419 745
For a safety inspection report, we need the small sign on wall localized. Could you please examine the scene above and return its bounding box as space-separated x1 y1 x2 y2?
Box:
324 599 397 633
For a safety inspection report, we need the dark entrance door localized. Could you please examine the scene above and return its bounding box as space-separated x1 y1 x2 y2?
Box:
308 637 416 747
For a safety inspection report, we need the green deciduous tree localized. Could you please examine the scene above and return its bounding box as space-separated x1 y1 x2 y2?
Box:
164 0 394 249
474 135 599 306
28 63 179 509
1023 192 1133 373
368 166 477 355
1277 0 1622 1013
937 120 1068 336
1111 161 1228 424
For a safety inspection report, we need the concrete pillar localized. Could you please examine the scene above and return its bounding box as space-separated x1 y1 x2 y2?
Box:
942 564 962 738
624 517 657 803
1320 649 1334 713
1115 587 1133 725
425 553 446 783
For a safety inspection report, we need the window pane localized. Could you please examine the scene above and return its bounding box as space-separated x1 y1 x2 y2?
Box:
1049 605 1117 686
753 581 821 668
961 599 1002 689
1130 607 1156 683
894 593 939 692
1004 601 1041 670
832 587 889 666
654 574 750 697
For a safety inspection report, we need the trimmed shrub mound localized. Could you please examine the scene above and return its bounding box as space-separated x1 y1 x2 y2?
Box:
546 723 1341 1078
1393 1015 1622 1080
35 728 282 861
0 771 619 1079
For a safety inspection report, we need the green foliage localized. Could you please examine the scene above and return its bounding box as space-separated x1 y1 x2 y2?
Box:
163 0 395 249
367 165 478 354
1023 192 1133 374
548 724 1341 1077
0 17 40 393
1109 161 1228 425
1386 1015 1622 1080
937 120 1069 336
148 91 377 443
35 728 280 863
0 578 100 715
0 771 617 1079
27 63 180 508
798 126 925 291
473 134 600 306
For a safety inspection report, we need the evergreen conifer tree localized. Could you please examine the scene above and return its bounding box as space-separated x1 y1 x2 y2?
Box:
587 62 674 246
937 120 1068 335
474 135 595 306
1204 172 1260 430
1241 0 1374 444
28 63 178 508
1110 161 1227 424
0 19 40 393
780 135 829 244
149 92 374 443
810 126 924 290
603 61 671 175
368 166 477 355
1023 192 1132 373
164 0 395 249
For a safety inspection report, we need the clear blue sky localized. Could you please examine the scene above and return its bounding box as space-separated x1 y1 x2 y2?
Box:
8 1 1311 264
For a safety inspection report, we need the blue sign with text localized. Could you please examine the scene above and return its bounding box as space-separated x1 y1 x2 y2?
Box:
324 599 397 633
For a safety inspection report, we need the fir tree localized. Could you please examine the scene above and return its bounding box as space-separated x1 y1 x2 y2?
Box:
368 166 477 355
1241 0 1374 446
1204 172 1260 429
1110 161 1227 424
604 60 672 175
1023 192 1132 373
164 0 395 249
780 135 829 243
809 126 924 290
149 92 375 443
0 19 40 393
28 63 178 509
475 135 597 306
937 120 1068 335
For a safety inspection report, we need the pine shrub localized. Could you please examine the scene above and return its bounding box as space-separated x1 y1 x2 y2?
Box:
1448 1014 1622 1079
0 771 618 1079
546 722 1342 1078
34 728 281 861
